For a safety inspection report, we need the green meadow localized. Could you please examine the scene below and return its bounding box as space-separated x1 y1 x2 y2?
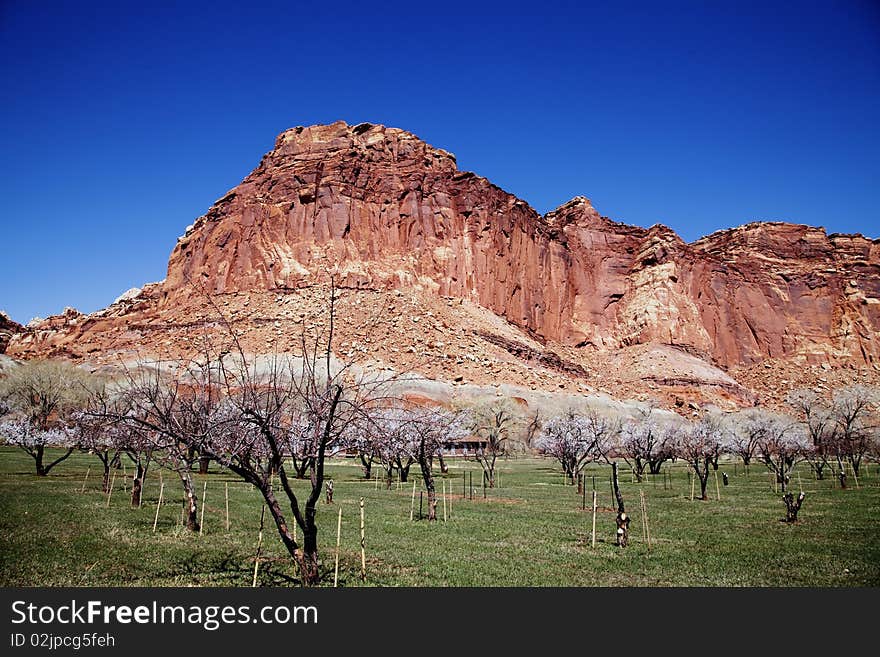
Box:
1 448 878 586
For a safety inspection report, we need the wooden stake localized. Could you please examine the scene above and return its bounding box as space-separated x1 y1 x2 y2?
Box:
409 481 416 521
591 491 597 548
152 482 165 533
639 490 647 542
252 504 265 588
333 507 342 588
690 471 695 501
442 480 448 522
852 465 860 489
80 466 90 493
640 490 652 549
225 482 230 531
359 498 366 582
714 470 721 501
106 472 116 508
199 480 207 535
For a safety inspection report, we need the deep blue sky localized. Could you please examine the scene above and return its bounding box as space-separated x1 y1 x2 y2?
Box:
1 1 878 324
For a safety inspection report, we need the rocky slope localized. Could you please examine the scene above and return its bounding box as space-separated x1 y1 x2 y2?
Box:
0 312 22 354
7 121 879 409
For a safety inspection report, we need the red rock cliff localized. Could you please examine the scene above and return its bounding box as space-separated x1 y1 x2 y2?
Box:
163 121 879 368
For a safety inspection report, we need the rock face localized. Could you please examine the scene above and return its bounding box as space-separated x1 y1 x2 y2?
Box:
0 312 22 354
6 121 879 411
163 120 879 368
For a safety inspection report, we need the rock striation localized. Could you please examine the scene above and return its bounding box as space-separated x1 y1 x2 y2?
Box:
160 120 879 369
0 312 22 354
6 121 879 410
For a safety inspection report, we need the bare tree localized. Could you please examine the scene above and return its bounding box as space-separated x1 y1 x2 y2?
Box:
724 408 774 471
536 409 616 483
0 419 76 475
618 409 675 481
401 406 468 521
72 410 122 493
85 387 154 506
524 408 542 450
831 385 878 478
755 414 808 494
110 362 208 531
112 278 391 585
372 408 416 488
342 419 380 479
122 425 155 508
468 400 518 488
0 360 94 475
787 389 838 480
674 415 722 500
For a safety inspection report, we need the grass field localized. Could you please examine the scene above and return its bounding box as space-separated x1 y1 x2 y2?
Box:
1 447 878 586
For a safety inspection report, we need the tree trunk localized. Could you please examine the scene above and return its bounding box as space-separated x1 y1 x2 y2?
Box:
699 470 709 500
384 466 394 490
648 459 663 476
427 488 437 521
783 491 806 522
32 445 74 476
35 445 47 476
102 461 112 494
634 457 644 482
359 454 372 479
293 457 310 479
178 469 200 532
849 457 861 477
399 462 410 483
255 483 315 585
436 449 448 474
611 462 629 547
418 454 437 521
130 460 147 507
297 525 320 586
198 455 210 475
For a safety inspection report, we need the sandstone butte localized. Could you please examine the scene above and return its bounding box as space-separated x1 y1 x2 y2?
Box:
6 121 880 410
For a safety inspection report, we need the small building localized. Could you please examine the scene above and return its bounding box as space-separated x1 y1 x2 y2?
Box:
443 437 488 457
